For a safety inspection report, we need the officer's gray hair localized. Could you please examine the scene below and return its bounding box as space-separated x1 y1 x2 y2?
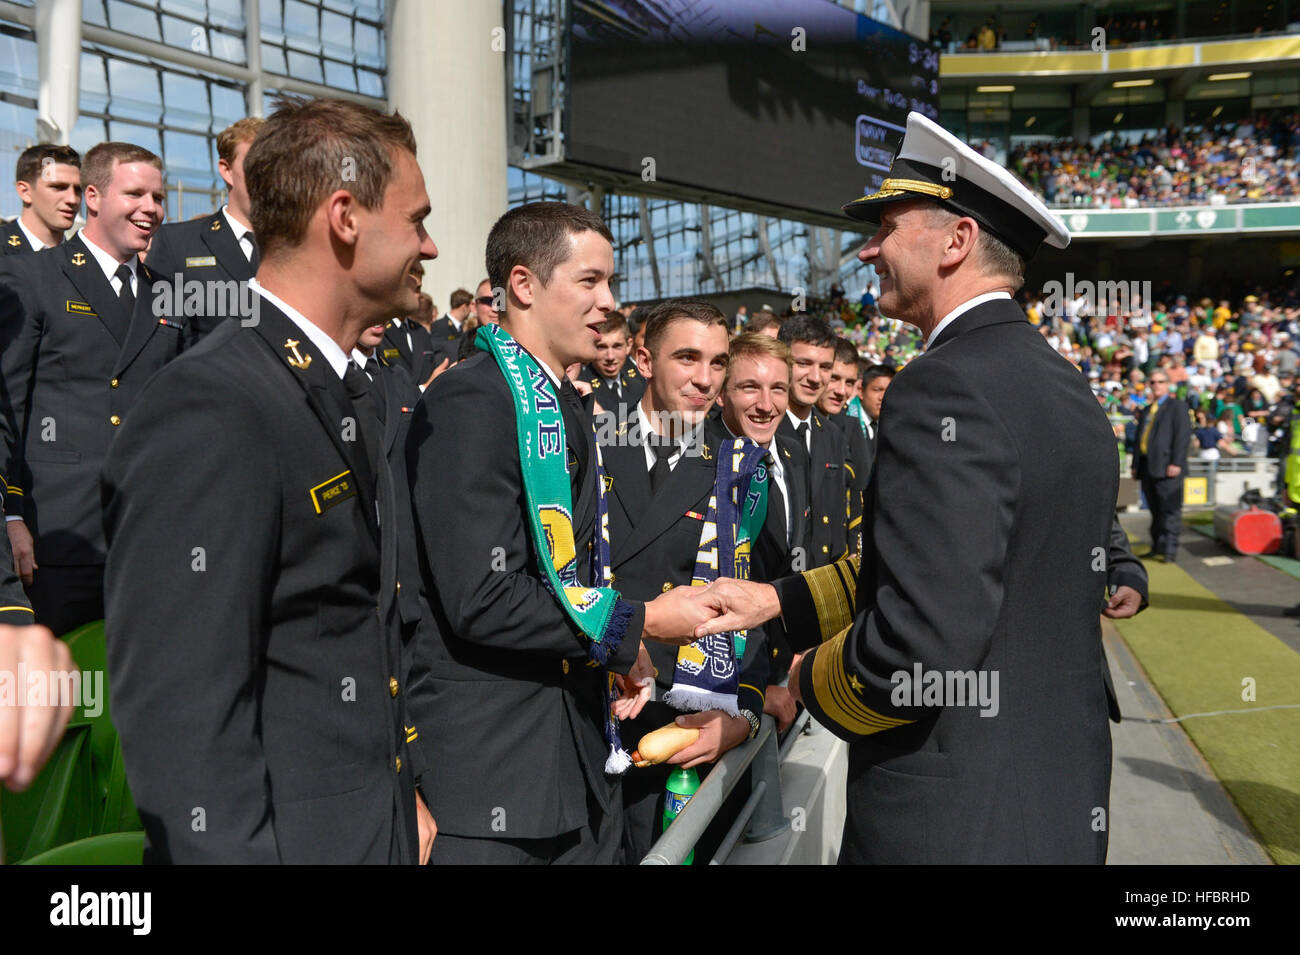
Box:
922 204 1025 292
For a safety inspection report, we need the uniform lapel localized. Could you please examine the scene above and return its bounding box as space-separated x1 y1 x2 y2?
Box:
810 409 834 495
113 262 174 375
200 210 255 282
384 321 414 366
614 429 716 566
250 302 380 542
602 433 651 544
928 298 1027 352
59 236 128 346
777 433 810 555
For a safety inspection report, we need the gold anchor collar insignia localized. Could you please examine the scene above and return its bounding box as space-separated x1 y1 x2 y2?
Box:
699 442 713 461
6 235 20 247
284 338 313 369
210 219 222 231
70 252 86 266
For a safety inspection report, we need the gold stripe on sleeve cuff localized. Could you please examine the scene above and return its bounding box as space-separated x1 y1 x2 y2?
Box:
811 626 912 736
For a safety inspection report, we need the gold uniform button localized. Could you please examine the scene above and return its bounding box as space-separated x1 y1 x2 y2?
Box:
821 545 829 554
395 756 402 773
110 415 121 426
822 515 829 524
395 580 401 594
389 676 399 697
661 582 673 593
561 659 570 675
110 378 119 388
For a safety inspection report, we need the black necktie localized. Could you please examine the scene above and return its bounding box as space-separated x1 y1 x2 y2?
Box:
115 264 135 318
650 440 675 493
344 361 382 480
364 357 386 427
246 231 260 272
795 422 810 455
558 378 589 484
765 451 788 547
364 356 380 382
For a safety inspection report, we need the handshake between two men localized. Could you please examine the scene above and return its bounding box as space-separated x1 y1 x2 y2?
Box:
612 577 787 723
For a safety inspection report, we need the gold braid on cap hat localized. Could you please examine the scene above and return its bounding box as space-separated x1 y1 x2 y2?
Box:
880 178 954 200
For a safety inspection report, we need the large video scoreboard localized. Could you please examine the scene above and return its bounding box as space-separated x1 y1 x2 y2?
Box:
566 0 940 221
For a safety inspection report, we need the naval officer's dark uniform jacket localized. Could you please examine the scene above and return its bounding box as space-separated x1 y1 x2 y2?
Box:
102 299 418 864
773 298 1117 864
380 318 436 386
426 314 463 368
600 409 771 860
582 357 645 413
830 409 870 554
0 235 185 633
777 408 854 569
144 208 257 344
405 352 644 861
1 219 42 256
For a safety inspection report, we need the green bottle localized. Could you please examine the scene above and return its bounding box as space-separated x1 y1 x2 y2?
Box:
662 766 700 865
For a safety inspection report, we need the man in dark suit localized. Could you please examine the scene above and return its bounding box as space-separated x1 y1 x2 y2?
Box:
144 119 263 343
1131 370 1192 563
696 111 1118 864
581 311 644 412
406 201 715 864
777 316 854 569
426 287 470 366
381 305 437 386
598 300 766 861
0 142 183 637
2 145 81 256
859 363 895 476
818 337 871 554
716 333 807 735
102 97 436 864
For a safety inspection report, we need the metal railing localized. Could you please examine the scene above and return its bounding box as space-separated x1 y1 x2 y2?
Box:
640 711 803 866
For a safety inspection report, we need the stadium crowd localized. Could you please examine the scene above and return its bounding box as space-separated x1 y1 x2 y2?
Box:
1011 115 1300 208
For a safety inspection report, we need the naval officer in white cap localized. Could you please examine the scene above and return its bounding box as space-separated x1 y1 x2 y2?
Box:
697 111 1120 863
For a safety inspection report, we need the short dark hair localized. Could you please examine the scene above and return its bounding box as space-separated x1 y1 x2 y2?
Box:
833 337 858 365
216 118 264 164
627 305 651 334
748 312 784 335
245 96 417 259
485 201 613 296
642 299 729 357
778 315 835 350
15 144 80 185
449 288 473 310
599 312 629 336
862 364 896 386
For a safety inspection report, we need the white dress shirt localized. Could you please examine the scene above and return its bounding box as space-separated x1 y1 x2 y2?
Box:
79 231 136 297
249 278 350 379
222 205 256 263
17 217 48 252
785 408 813 455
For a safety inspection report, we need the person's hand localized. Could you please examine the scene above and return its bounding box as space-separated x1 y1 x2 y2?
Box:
643 585 721 646
1102 585 1144 619
0 623 76 792
667 710 751 769
571 378 593 397
415 791 436 864
764 684 797 732
786 651 807 706
422 357 451 390
7 519 36 586
612 641 654 720
1165 464 1181 477
693 578 781 638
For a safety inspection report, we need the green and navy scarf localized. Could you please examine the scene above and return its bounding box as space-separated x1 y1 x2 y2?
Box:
663 437 768 716
845 394 869 437
476 324 636 773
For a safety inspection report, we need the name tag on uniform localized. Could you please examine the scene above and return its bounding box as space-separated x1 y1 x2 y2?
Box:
382 348 400 360
185 256 217 267
309 470 356 514
66 300 96 317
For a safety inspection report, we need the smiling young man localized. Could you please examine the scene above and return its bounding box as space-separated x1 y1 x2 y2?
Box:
777 316 854 569
0 142 179 637
102 98 437 864
2 145 81 254
716 333 808 736
818 337 870 551
581 311 644 410
406 202 715 864
145 119 262 343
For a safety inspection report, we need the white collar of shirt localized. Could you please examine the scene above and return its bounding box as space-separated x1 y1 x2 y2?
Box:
350 347 374 374
635 398 687 472
17 217 47 251
79 231 136 292
785 408 813 452
924 291 1013 350
249 277 351 380
222 205 254 258
448 314 462 332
